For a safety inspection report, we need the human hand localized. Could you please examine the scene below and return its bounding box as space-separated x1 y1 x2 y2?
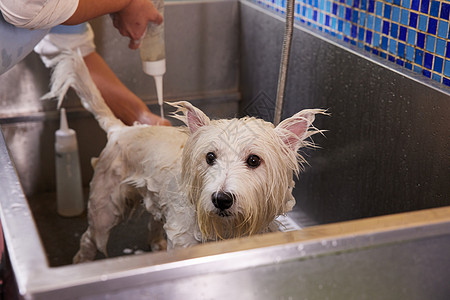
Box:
111 0 163 50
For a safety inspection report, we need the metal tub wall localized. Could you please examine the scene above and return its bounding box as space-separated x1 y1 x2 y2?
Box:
0 0 450 299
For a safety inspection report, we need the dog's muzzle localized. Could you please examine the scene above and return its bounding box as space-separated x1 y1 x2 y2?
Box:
211 191 234 211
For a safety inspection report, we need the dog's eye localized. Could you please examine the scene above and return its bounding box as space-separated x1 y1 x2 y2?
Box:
246 154 261 168
206 152 216 165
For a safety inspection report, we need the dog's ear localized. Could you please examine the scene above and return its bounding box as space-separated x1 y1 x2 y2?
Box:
169 101 211 133
275 109 326 151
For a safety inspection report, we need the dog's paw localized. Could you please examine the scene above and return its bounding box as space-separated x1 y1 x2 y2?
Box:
150 238 167 252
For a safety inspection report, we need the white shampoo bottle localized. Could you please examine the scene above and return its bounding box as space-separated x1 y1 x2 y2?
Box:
55 108 84 217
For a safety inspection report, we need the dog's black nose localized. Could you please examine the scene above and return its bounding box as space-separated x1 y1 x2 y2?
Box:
212 192 234 210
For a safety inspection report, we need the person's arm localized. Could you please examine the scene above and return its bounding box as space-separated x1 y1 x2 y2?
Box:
83 52 170 126
0 0 161 49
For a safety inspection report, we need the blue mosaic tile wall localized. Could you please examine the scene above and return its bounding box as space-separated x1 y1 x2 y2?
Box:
251 0 450 87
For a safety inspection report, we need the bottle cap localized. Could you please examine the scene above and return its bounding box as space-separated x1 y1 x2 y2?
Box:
142 58 166 76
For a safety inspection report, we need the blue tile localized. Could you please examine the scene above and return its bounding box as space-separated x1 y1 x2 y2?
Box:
411 0 420 11
375 17 382 32
367 14 374 29
368 0 375 12
443 77 450 86
422 69 431 78
396 59 404 67
421 0 430 14
414 48 424 64
359 12 366 26
427 18 437 35
402 0 410 9
444 60 450 76
398 42 406 57
413 66 422 73
381 36 389 50
361 0 367 10
380 51 387 59
344 21 351 35
383 20 390 35
389 39 397 54
406 45 414 60
417 32 425 48
446 41 450 58
407 28 416 44
392 6 400 22
339 5 345 18
441 3 450 20
358 27 365 41
331 17 337 29
352 10 359 23
332 2 338 14
438 20 449 38
434 56 443 72
346 0 352 5
384 4 392 18
338 19 344 32
366 30 373 43
389 55 396 63
409 12 418 28
391 23 399 38
418 15 428 32
432 73 441 82
400 9 409 25
372 48 379 55
405 62 413 69
426 35 436 52
325 1 332 12
351 24 358 38
373 32 381 46
436 38 446 56
399 26 407 41
430 1 440 17
393 0 401 5
376 1 383 16
353 0 360 8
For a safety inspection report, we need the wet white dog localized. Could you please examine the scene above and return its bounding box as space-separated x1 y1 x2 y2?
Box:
45 51 325 263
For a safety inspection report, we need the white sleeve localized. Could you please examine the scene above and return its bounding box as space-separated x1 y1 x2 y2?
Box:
34 23 95 68
0 0 79 29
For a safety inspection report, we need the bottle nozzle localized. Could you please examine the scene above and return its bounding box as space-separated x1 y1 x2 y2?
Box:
60 108 69 132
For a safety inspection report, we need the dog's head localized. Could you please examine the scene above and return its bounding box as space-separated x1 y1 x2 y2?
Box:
171 101 325 241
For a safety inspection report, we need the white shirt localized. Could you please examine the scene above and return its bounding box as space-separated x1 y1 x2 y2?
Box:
0 0 79 29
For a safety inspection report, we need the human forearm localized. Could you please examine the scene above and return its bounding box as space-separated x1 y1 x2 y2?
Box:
83 52 170 126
